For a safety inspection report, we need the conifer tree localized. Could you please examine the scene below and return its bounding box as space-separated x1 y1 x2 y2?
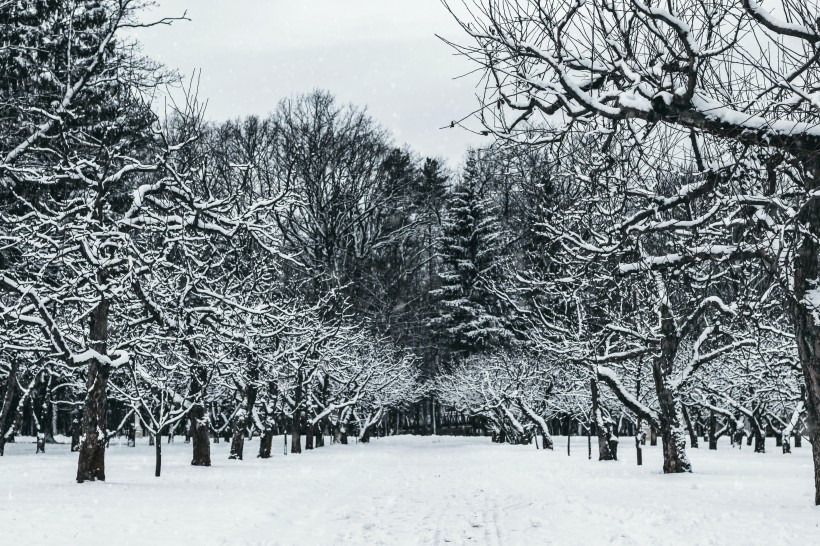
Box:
429 151 514 360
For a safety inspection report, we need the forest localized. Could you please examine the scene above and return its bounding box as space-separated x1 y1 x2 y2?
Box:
1 1 820 538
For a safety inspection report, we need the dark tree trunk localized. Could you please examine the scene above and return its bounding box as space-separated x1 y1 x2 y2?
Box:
656 391 690 473
291 410 303 454
708 409 718 450
305 421 315 450
635 426 643 466
681 405 698 448
360 426 372 443
189 366 211 467
316 421 326 448
229 424 245 460
258 427 274 458
542 431 554 450
76 296 111 483
0 360 19 457
751 415 766 454
230 366 259 461
70 408 81 452
155 432 162 477
566 419 571 456
652 352 691 473
76 360 110 482
190 408 211 466
591 376 617 461
291 369 303 454
790 166 820 505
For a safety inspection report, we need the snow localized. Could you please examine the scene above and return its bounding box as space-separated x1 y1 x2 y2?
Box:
806 288 820 326
1 435 817 545
745 0 819 40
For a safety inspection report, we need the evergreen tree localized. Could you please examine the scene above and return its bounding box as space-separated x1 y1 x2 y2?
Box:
429 151 514 360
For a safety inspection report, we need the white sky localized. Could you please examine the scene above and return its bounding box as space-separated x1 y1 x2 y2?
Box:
134 0 489 165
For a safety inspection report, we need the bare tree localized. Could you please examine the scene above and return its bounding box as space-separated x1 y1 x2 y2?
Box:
447 0 820 504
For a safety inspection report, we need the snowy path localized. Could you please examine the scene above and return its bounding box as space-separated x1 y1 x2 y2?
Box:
1 435 818 545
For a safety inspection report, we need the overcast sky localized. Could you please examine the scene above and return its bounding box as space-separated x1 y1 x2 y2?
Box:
134 0 489 165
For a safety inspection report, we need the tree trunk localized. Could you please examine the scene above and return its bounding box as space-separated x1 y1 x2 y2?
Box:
753 431 765 453
0 360 19 457
708 409 718 450
516 400 553 450
258 427 274 459
128 412 139 448
657 394 691 473
190 407 211 466
789 165 820 505
316 421 326 447
70 408 81 452
229 415 246 460
229 370 258 461
591 375 617 461
635 421 643 466
360 407 385 444
189 366 211 467
305 421 315 450
790 262 820 503
291 368 303 454
75 360 110 482
291 410 303 454
76 296 111 483
681 405 698 448
155 431 162 477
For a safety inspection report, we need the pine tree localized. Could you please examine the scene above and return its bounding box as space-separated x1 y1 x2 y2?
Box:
429 151 514 360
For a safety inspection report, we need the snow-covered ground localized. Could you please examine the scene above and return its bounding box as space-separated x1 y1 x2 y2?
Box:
1 435 817 545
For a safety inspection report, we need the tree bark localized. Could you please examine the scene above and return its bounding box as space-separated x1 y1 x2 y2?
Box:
76 360 110 482
291 410 303 454
189 367 211 467
751 414 766 454
316 421 326 447
655 389 691 473
76 298 111 483
652 322 691 473
591 375 617 461
708 409 718 450
789 192 820 503
229 371 258 461
70 408 81 452
681 405 698 448
291 369 303 454
155 431 162 477
0 360 19 457
258 427 274 458
229 414 247 460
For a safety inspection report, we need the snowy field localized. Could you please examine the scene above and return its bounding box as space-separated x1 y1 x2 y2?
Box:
1 435 817 545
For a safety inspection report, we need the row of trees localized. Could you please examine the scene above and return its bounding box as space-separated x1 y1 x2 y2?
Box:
436 0 820 506
0 0 425 480
2 0 818 511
